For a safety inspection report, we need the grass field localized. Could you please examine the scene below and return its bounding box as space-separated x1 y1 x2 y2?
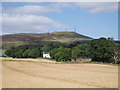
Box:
0 60 2 89
1 58 118 88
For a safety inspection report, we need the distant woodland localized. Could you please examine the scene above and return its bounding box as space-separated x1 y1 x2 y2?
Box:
4 37 120 64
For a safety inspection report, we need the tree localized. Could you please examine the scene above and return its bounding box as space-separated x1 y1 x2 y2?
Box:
89 38 116 63
23 49 31 58
41 42 67 52
54 52 65 62
108 37 114 40
27 48 40 58
68 41 81 48
72 44 89 60
15 49 24 58
5 47 16 58
41 44 51 52
50 47 71 61
5 45 42 58
50 48 60 59
72 47 80 61
112 45 120 64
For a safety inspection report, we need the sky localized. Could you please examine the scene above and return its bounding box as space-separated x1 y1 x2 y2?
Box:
1 2 118 40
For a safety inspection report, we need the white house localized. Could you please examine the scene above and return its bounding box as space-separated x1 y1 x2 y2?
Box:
43 52 51 58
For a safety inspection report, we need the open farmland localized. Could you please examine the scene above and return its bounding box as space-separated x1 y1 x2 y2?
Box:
1 58 118 88
0 60 2 89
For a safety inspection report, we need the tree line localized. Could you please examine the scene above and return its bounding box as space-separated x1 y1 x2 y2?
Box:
5 38 120 64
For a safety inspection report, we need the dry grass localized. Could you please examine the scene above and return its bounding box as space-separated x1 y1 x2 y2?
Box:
1 57 57 64
0 60 2 89
1 58 118 88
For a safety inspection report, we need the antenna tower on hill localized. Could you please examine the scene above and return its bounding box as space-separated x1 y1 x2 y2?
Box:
74 26 77 33
64 25 70 32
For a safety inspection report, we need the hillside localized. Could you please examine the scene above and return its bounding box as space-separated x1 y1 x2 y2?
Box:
1 32 92 48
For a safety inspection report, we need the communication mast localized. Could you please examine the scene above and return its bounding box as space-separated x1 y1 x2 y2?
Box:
65 27 67 32
65 25 68 32
74 26 77 33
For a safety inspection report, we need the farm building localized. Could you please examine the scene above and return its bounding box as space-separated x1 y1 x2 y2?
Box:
43 52 51 58
71 58 92 62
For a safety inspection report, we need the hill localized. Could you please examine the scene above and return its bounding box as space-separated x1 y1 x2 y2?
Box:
1 32 92 48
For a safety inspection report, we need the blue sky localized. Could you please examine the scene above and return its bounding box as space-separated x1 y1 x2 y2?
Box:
2 2 118 40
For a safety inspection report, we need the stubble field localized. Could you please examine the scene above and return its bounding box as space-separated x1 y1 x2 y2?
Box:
1 58 118 88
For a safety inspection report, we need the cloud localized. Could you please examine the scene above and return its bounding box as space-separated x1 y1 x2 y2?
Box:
3 5 61 15
3 3 74 15
0 8 1 13
2 2 118 35
0 3 2 31
2 3 72 34
3 2 117 15
74 2 118 13
2 14 65 34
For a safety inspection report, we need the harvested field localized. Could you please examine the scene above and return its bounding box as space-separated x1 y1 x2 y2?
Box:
0 60 2 89
1 58 118 88
1 57 57 63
